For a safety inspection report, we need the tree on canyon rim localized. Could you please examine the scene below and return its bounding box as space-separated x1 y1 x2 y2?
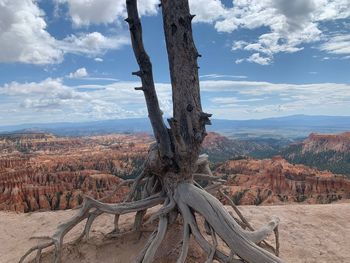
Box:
21 1 283 262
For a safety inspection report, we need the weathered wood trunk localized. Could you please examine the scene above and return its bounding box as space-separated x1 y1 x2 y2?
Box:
127 0 211 182
161 0 210 178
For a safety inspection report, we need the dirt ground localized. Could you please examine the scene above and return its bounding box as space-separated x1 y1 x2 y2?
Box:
1 203 349 263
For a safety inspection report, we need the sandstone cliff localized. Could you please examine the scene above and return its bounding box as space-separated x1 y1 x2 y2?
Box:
282 132 350 176
216 156 350 205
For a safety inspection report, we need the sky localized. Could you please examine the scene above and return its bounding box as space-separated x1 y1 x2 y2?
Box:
0 0 350 126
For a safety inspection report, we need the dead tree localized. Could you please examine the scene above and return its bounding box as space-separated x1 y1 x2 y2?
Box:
20 1 284 262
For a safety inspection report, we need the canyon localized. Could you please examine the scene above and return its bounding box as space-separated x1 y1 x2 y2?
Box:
1 132 349 212
0 133 151 212
217 156 350 205
282 132 350 176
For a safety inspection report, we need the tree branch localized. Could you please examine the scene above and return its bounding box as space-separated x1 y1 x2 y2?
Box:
125 0 172 160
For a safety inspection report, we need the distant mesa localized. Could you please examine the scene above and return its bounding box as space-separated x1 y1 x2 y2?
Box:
282 132 350 177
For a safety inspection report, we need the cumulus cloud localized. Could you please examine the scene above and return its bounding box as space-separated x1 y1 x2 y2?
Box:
0 0 129 64
197 0 350 64
59 32 129 57
68 68 88 79
56 0 159 26
0 0 63 64
216 0 322 64
56 0 125 26
1 78 67 96
55 0 235 26
3 0 348 66
189 0 226 23
246 53 272 65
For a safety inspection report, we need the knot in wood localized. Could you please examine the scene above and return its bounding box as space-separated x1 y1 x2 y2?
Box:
186 104 193 112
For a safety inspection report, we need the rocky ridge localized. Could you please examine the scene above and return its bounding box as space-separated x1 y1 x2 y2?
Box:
201 132 278 162
282 132 350 176
217 156 350 205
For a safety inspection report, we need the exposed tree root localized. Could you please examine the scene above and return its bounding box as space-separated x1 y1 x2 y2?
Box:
219 189 280 255
176 223 190 263
20 151 284 263
20 162 283 263
175 183 283 263
141 215 168 263
19 193 164 263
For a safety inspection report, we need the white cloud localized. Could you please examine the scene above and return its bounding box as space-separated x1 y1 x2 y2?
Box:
56 0 159 27
0 0 129 65
0 79 172 124
0 0 63 64
189 0 226 23
235 58 245 64
137 0 159 16
197 0 350 64
200 80 350 119
59 32 129 57
68 67 88 79
56 0 125 26
94 58 104 62
224 0 322 64
1 0 349 65
1 78 350 124
313 0 350 21
246 53 272 65
0 78 73 99
319 34 350 55
235 52 272 65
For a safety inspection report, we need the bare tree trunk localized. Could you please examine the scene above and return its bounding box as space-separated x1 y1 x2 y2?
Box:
20 1 284 263
161 0 210 178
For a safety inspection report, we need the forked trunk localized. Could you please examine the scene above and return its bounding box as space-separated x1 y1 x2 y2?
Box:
20 1 283 263
127 0 210 181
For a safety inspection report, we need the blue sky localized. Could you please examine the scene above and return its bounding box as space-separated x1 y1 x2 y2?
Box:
0 0 350 125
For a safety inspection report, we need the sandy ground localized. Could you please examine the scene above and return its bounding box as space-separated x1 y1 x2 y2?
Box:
1 203 349 263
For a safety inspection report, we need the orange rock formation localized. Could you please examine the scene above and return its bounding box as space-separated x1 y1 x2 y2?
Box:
0 133 152 212
216 156 350 205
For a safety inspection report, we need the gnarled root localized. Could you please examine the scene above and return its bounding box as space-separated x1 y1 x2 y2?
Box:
19 194 164 263
21 178 283 263
219 189 280 255
175 183 284 263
